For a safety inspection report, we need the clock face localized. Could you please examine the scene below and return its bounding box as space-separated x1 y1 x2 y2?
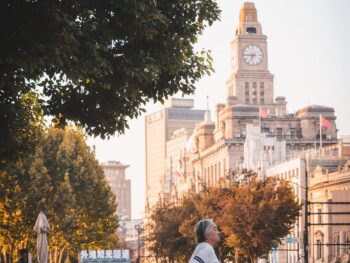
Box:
243 44 263 65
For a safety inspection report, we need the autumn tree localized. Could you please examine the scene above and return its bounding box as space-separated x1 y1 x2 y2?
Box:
0 0 221 165
220 176 301 263
0 127 119 263
148 172 301 263
147 189 229 263
146 196 199 263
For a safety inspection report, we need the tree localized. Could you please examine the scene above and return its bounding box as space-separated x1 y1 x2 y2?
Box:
39 127 119 259
0 91 44 168
146 198 197 263
147 189 229 263
220 176 301 263
0 0 221 164
0 127 119 263
147 172 301 263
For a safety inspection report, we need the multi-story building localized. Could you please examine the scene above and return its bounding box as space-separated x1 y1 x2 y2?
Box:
265 140 350 263
145 98 205 210
187 2 338 193
145 1 339 201
165 128 193 200
309 161 350 262
101 161 131 220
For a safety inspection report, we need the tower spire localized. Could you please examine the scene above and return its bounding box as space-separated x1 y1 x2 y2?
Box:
239 1 258 23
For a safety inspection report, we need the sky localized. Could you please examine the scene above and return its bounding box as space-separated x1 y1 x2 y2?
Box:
87 0 350 219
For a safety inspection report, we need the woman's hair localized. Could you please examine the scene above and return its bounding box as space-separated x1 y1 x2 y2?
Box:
194 219 215 243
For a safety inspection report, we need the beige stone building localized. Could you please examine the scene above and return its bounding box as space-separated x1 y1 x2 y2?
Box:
264 140 350 263
188 2 337 193
309 161 350 262
143 2 349 262
165 128 195 200
101 161 131 220
144 98 205 210
145 2 339 204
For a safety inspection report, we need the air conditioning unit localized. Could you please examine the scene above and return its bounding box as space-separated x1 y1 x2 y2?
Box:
235 134 241 138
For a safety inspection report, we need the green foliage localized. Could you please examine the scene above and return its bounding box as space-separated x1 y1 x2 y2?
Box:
0 1 221 163
147 173 301 263
0 91 44 168
0 127 119 262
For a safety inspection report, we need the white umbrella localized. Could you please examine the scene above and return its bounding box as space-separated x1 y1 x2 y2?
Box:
34 211 50 263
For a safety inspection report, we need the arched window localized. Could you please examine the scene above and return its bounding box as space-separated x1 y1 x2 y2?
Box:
336 233 340 256
314 231 324 260
333 232 340 257
346 232 350 255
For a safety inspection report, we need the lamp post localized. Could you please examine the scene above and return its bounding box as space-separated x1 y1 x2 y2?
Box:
135 224 143 263
303 168 309 263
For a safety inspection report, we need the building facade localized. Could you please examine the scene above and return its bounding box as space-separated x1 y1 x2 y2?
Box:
309 162 350 262
101 161 131 220
145 98 206 210
187 2 337 193
145 1 339 204
265 140 350 263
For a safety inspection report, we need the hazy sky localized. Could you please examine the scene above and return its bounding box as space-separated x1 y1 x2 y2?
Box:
87 0 350 219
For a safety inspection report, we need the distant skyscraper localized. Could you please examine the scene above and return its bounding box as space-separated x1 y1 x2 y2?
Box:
101 161 131 220
144 98 206 210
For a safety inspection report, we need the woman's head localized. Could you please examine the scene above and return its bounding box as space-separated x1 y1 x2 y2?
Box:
194 219 220 246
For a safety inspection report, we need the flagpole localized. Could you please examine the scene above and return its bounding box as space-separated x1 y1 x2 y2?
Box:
259 108 261 132
259 107 263 173
319 114 322 150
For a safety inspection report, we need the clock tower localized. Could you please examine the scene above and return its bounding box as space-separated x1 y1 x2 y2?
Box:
227 2 274 106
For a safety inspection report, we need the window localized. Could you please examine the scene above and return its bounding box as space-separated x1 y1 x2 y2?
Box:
246 12 252 21
263 127 270 133
246 27 256 33
290 128 296 138
245 82 249 104
317 209 322 224
346 233 350 255
260 98 265 105
260 82 264 94
276 128 283 138
316 240 322 259
336 234 340 256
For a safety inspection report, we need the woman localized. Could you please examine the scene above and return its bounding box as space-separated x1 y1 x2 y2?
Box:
189 219 220 263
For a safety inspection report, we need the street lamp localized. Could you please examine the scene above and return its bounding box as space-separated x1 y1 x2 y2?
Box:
135 224 143 263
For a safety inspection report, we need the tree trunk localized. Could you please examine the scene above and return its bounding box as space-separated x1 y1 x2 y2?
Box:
249 254 257 263
58 248 64 263
53 247 58 263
